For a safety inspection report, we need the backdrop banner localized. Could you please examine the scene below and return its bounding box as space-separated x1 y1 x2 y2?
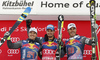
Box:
0 20 100 60
0 0 100 15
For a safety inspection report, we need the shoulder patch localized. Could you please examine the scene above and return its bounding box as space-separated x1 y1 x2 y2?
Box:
36 42 39 45
85 38 90 44
39 37 43 40
81 36 86 40
66 39 69 41
23 40 27 42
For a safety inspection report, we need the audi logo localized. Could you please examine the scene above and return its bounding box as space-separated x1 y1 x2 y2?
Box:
0 49 2 54
7 49 19 54
83 50 92 55
11 37 20 42
0 37 20 43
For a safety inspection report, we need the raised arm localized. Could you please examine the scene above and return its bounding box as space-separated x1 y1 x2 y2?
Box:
26 19 32 35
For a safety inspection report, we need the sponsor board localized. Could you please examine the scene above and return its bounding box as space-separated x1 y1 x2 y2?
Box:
0 49 2 54
0 20 100 60
7 49 19 54
0 0 100 15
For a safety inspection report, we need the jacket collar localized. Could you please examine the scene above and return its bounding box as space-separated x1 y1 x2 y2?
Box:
27 38 36 43
44 34 55 42
69 35 80 40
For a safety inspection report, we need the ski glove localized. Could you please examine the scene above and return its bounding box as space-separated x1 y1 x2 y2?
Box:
4 31 11 40
7 36 11 40
4 31 10 37
26 19 32 28
59 41 64 46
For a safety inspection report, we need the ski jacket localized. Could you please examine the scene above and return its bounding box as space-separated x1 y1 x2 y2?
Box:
42 34 58 60
7 37 42 60
62 35 93 60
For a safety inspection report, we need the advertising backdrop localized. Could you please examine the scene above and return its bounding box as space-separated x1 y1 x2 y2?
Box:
0 0 100 15
0 20 100 60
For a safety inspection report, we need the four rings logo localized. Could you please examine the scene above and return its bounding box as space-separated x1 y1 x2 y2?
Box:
0 49 2 54
83 50 92 55
0 37 20 43
7 49 19 54
11 37 20 42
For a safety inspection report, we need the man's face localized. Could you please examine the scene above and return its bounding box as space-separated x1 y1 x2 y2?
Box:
28 31 37 40
46 29 55 37
68 27 76 37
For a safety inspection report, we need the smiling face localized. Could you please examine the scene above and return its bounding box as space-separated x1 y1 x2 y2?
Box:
28 31 37 40
46 29 55 38
68 27 76 37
